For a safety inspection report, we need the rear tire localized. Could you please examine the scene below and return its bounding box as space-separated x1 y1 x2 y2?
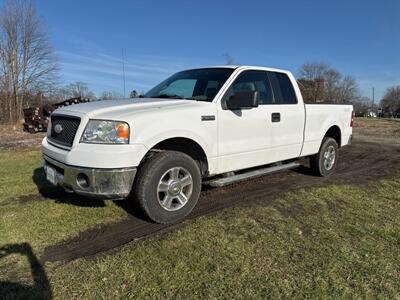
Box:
310 137 338 177
133 151 201 224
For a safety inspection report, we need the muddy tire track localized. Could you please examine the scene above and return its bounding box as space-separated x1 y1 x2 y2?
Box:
41 137 400 263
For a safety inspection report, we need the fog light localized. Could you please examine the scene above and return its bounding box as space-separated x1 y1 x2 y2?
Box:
76 173 90 188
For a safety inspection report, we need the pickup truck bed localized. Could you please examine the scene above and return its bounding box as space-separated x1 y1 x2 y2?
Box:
302 104 352 157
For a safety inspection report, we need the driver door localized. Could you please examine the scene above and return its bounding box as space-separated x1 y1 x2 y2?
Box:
217 70 274 173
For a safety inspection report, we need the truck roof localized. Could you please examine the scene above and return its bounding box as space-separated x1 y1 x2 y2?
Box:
188 65 292 74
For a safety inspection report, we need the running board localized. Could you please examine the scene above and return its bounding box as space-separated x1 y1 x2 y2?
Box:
207 162 300 187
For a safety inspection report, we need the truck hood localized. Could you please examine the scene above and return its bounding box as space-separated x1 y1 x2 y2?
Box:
54 98 199 119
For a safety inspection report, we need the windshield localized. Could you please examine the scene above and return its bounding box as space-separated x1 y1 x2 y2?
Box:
145 68 234 102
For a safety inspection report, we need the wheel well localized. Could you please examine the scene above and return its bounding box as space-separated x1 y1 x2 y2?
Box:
324 125 341 147
148 137 209 176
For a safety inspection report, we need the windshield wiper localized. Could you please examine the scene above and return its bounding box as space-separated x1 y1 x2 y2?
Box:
156 93 185 99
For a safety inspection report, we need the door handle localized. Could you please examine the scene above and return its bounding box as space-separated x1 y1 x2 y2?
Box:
271 112 281 122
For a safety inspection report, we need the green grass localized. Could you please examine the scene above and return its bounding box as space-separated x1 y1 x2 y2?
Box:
48 179 400 299
0 150 43 200
1 149 400 299
0 150 127 251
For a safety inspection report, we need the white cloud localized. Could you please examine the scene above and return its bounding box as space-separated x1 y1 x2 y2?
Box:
56 49 197 96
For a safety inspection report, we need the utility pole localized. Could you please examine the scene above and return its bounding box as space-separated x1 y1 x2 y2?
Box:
122 48 126 97
372 87 375 107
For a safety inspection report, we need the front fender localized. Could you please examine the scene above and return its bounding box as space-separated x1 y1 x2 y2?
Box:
141 130 213 158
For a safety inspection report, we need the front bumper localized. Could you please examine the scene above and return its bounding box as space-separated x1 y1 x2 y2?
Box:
43 155 136 199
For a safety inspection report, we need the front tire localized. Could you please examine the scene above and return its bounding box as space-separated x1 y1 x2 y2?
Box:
133 151 201 224
310 137 339 177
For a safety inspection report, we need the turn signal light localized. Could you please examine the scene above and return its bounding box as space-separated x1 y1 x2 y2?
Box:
117 123 129 139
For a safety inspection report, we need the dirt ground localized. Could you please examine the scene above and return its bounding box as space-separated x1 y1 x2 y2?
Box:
36 118 400 263
0 125 45 150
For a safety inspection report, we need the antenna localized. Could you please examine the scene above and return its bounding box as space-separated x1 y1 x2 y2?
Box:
122 48 126 97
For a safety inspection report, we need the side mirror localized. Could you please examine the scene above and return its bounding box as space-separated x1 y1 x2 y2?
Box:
225 91 259 110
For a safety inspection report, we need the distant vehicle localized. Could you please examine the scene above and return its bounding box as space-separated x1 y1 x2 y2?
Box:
42 66 353 224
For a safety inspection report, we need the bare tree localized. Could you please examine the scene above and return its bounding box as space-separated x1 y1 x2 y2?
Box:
100 90 123 100
381 86 400 115
298 62 329 81
336 75 358 103
44 85 66 103
298 62 329 102
0 0 58 123
62 82 95 99
298 62 358 103
324 68 341 102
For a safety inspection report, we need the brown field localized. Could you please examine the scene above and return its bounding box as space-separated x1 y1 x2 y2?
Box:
353 117 400 144
0 124 45 150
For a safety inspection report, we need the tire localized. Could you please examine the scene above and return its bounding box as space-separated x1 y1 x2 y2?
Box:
310 137 339 177
133 151 201 224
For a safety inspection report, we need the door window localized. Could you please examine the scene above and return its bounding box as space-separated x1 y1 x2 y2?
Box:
223 70 274 105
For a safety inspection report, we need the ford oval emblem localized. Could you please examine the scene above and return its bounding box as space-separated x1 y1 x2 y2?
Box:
54 124 63 134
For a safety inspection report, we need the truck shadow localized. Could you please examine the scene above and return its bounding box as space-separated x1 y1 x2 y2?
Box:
290 158 316 176
292 165 315 176
114 198 152 221
0 243 52 300
32 167 106 208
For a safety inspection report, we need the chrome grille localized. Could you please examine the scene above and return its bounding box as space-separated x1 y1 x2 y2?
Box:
49 115 81 147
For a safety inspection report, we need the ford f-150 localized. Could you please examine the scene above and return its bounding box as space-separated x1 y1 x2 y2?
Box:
42 66 353 223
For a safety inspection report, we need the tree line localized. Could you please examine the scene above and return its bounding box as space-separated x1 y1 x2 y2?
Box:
297 62 400 116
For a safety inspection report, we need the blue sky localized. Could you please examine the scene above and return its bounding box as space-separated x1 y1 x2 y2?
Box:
18 0 400 99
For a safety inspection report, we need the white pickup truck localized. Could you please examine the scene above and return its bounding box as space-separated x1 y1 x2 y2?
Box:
42 66 353 223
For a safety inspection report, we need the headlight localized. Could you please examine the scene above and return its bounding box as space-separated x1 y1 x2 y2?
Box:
81 120 130 144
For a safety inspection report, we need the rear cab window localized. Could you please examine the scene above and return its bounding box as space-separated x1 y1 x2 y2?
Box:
268 72 298 104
